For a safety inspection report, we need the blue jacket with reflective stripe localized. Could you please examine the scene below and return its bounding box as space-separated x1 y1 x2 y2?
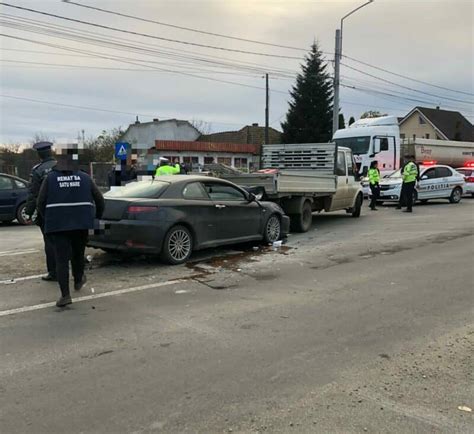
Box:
44 170 95 233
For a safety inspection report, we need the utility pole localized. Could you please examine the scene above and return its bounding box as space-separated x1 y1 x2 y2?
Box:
260 73 269 169
332 0 374 138
332 29 341 138
265 73 269 146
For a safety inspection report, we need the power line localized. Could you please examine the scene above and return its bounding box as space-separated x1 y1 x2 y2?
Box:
0 34 290 94
343 54 474 97
0 94 248 126
341 83 473 113
341 63 473 105
0 59 270 77
62 0 308 52
0 2 303 60
0 13 299 77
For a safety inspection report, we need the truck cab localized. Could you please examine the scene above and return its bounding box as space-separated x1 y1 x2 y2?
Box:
333 116 401 177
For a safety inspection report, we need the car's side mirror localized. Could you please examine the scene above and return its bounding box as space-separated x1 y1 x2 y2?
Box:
248 192 257 202
362 166 368 177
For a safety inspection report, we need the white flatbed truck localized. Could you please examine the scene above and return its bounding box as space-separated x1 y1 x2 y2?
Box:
222 143 364 232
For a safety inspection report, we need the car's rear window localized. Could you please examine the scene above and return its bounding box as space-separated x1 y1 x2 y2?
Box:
105 181 169 198
456 169 473 177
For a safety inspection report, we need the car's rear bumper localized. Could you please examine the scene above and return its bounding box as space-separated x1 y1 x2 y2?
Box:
88 219 167 254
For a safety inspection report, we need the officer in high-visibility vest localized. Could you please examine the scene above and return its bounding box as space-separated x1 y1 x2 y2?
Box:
397 155 419 213
368 160 381 211
37 149 104 307
155 157 181 177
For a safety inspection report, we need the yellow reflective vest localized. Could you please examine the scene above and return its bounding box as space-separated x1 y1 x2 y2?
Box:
155 164 180 177
402 162 418 183
368 168 380 185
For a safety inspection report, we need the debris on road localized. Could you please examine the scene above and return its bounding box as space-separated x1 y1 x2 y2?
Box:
175 289 188 294
457 405 472 413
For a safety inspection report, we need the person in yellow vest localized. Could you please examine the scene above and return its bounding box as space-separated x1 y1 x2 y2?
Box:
397 155 419 213
155 157 181 177
368 160 380 211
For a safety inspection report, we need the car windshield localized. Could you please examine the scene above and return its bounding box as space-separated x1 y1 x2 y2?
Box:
334 136 370 155
105 181 169 198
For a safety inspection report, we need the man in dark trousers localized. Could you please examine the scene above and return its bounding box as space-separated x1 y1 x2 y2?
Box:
37 150 104 307
396 155 419 213
25 141 57 281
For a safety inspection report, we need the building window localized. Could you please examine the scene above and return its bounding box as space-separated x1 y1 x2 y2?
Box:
183 156 199 165
412 134 416 141
418 115 426 125
204 156 214 164
164 156 180 163
217 157 232 166
425 133 430 139
234 157 248 169
400 133 405 139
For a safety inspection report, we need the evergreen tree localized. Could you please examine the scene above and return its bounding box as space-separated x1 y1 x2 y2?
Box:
338 113 345 129
281 43 333 143
348 116 356 126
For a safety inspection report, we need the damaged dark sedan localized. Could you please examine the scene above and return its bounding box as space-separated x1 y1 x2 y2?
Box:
88 175 290 264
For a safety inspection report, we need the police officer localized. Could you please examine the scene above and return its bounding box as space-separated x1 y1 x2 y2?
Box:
397 155 419 213
368 160 381 211
25 141 57 281
155 157 180 176
37 150 104 307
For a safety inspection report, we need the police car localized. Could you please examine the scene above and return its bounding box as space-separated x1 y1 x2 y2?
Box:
376 163 465 204
455 163 474 197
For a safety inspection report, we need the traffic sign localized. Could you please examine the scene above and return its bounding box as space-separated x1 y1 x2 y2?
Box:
115 142 130 161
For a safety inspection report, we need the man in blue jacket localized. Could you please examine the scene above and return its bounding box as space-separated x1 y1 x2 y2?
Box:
37 149 104 307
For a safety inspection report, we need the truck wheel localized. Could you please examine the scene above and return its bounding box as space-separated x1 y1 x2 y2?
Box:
351 194 362 218
290 201 312 233
449 187 462 204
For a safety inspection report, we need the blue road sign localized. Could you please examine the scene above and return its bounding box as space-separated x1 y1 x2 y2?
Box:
115 142 130 161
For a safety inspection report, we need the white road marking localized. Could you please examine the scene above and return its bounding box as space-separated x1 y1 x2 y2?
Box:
0 274 46 285
0 249 39 257
0 279 186 317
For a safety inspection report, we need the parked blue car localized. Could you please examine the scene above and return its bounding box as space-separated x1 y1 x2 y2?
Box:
0 173 30 225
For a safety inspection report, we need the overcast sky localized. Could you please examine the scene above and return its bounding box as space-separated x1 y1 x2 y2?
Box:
0 0 473 144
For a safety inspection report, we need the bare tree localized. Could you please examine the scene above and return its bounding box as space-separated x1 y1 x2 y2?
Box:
0 143 21 153
29 132 53 145
190 119 212 135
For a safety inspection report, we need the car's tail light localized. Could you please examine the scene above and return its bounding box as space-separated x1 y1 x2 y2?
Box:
465 176 474 183
127 206 158 214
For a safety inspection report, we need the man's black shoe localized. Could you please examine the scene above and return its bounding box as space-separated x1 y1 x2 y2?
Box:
370 208 378 211
56 295 72 307
42 274 57 282
74 275 87 291
395 206 402 210
403 209 413 213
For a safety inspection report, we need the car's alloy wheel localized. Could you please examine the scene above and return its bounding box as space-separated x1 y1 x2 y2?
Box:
264 215 281 243
162 225 193 264
449 187 462 204
16 203 32 225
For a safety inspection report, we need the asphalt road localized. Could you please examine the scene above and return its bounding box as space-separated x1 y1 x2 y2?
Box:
1 199 473 433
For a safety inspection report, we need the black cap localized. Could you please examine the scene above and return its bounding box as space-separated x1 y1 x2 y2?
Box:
33 141 53 151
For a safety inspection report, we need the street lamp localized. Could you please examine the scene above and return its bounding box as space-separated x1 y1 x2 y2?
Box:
332 0 374 136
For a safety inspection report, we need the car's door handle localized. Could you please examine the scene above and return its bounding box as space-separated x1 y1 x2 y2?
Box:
215 204 226 209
